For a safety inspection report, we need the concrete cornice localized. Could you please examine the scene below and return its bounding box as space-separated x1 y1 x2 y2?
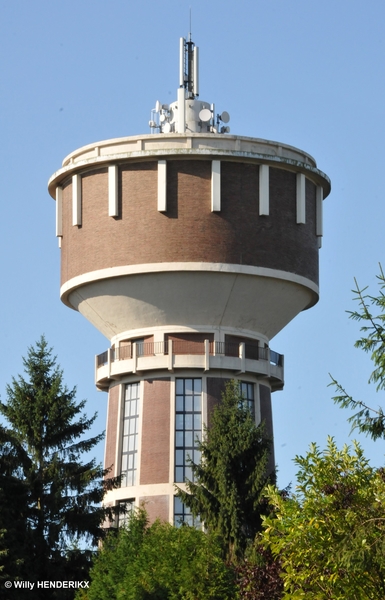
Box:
60 261 319 307
48 133 331 198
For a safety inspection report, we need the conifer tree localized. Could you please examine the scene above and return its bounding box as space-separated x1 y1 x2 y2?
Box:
330 265 385 439
176 380 273 562
0 337 116 595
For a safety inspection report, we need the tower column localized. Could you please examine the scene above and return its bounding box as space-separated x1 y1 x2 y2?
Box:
48 34 330 527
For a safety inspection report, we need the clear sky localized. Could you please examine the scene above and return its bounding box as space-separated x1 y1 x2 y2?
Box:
1 0 384 489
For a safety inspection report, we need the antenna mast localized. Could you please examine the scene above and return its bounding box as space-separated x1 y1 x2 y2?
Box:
180 36 199 99
149 33 230 135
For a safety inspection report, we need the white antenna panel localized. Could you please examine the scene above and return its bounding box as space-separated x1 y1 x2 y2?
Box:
179 38 185 87
149 35 230 135
199 108 211 122
177 87 186 133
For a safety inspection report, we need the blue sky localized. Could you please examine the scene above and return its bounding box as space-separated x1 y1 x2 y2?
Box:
1 0 384 489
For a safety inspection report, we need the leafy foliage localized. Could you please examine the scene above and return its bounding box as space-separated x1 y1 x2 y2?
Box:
330 265 385 439
261 437 385 599
235 546 284 600
176 380 273 562
79 508 236 600
0 337 117 596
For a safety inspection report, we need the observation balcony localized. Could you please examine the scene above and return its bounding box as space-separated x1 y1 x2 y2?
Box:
95 340 284 391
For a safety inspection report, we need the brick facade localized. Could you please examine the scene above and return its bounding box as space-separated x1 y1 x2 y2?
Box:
140 378 171 485
139 495 169 523
166 332 214 355
60 159 319 288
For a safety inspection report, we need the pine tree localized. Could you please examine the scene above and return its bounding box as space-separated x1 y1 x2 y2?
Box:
0 337 116 596
176 380 273 562
330 265 385 439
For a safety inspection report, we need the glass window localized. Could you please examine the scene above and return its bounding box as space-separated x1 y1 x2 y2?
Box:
240 381 255 416
121 383 140 487
135 338 144 357
174 496 201 528
117 499 135 528
175 378 202 483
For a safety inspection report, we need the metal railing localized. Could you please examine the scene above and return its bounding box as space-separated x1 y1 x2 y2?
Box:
270 350 283 367
112 342 166 361
97 351 108 367
97 340 283 367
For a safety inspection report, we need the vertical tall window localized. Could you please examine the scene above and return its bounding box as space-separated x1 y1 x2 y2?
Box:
117 499 135 528
174 496 200 528
240 381 255 416
121 383 140 487
175 378 202 483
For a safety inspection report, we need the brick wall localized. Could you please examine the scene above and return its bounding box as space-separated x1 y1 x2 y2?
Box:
139 495 169 523
140 378 171 484
166 332 214 355
60 159 318 287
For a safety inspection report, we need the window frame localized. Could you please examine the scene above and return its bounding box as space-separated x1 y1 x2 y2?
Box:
120 382 141 487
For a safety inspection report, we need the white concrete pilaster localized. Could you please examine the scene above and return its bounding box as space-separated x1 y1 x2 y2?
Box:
259 164 269 215
56 186 63 237
72 174 82 226
157 160 167 212
211 160 221 212
108 165 118 217
296 173 306 224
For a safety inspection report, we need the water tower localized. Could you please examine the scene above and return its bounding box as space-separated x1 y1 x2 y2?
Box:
48 35 331 525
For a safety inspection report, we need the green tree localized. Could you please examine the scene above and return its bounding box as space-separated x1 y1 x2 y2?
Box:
0 529 8 581
330 265 385 439
261 437 385 599
79 508 236 600
0 337 117 596
0 443 29 586
234 545 284 600
176 380 273 562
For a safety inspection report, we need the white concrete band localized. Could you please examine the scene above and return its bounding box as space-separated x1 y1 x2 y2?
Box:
48 134 331 200
60 261 319 300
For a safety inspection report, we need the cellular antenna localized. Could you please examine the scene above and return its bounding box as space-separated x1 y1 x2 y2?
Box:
179 11 197 102
149 34 230 134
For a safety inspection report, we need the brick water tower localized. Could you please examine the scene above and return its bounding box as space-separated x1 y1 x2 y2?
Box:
48 35 330 525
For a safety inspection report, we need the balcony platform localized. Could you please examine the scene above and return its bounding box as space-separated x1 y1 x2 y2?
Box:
95 340 284 391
